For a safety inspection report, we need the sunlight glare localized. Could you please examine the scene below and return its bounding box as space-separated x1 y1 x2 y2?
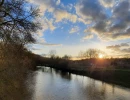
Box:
99 54 103 59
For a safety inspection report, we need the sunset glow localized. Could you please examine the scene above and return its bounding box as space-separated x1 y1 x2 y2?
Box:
99 54 103 59
30 0 130 58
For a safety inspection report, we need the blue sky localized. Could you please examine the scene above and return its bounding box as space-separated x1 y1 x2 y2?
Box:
29 0 130 58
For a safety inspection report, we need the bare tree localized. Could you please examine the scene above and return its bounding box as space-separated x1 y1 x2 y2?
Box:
0 0 41 61
0 0 41 45
80 49 105 59
85 49 98 58
62 55 71 60
78 51 85 59
49 50 56 58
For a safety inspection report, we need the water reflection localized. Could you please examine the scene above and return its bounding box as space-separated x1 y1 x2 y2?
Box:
29 67 130 100
42 67 72 80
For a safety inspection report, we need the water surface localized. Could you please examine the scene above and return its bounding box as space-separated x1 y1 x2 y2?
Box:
28 67 130 100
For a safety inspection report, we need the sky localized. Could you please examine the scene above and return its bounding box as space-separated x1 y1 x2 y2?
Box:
29 0 130 58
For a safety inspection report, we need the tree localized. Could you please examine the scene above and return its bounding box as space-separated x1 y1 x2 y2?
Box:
85 49 99 58
0 0 41 45
79 49 105 59
62 55 71 60
49 50 56 58
0 0 41 61
78 51 85 59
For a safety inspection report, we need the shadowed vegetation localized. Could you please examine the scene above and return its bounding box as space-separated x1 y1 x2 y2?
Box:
36 55 130 88
0 0 41 99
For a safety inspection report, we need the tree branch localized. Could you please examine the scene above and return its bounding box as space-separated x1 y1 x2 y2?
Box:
0 0 4 6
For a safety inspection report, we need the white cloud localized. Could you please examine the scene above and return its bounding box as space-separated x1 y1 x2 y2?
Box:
106 42 130 57
44 18 56 31
36 17 56 36
66 4 74 11
69 26 80 34
54 9 78 23
29 0 130 42
40 43 62 46
29 0 55 15
99 0 116 8
32 17 56 47
83 34 94 40
29 0 78 23
78 18 92 24
56 0 60 5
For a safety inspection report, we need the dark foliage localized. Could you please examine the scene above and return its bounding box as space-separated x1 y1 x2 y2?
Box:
0 0 41 45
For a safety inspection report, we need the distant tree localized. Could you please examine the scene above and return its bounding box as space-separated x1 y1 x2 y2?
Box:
84 49 98 58
62 55 71 60
49 50 56 58
78 51 85 59
81 49 106 59
0 0 41 45
42 54 47 57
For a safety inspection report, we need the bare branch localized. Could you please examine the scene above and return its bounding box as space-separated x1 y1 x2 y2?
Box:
0 0 4 6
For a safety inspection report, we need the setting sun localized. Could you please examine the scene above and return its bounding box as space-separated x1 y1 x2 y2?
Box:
99 54 103 59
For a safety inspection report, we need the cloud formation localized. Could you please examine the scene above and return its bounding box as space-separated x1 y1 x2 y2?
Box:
54 9 78 23
69 26 80 34
29 0 130 57
29 0 56 15
106 42 130 57
76 0 107 21
99 0 116 8
56 0 60 5
34 34 62 47
43 18 56 31
40 43 62 46
83 34 94 40
80 0 130 41
107 43 129 49
29 0 78 23
29 0 130 41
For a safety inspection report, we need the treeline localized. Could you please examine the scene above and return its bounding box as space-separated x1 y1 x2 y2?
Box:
36 56 130 88
36 56 130 70
78 49 106 59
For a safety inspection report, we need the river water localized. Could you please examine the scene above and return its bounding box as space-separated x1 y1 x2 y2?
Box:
27 67 130 100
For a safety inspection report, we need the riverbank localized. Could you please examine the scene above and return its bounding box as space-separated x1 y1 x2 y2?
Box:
35 57 130 88
0 49 40 100
42 66 130 88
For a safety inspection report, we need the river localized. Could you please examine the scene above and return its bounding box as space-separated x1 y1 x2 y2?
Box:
27 67 130 100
